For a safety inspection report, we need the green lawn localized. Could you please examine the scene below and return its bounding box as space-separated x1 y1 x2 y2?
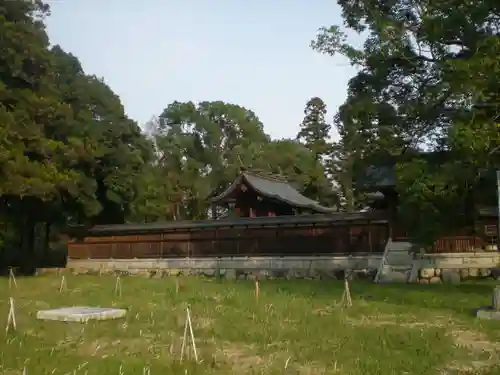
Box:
1 275 500 375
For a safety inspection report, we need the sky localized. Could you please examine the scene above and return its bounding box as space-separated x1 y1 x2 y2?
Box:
44 0 362 140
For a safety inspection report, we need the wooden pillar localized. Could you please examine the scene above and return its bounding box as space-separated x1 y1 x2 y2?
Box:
228 199 237 218
211 203 217 219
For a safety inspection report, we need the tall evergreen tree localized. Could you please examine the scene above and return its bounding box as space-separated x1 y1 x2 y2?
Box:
297 97 331 161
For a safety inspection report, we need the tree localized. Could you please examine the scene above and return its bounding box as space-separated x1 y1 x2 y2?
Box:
312 0 500 242
128 164 175 223
297 97 331 161
296 97 336 205
137 100 338 221
0 0 80 269
0 0 153 269
328 105 369 212
49 45 153 226
262 139 338 207
150 100 270 220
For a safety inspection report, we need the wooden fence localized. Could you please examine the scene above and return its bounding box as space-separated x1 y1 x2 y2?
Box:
68 221 389 259
68 211 497 259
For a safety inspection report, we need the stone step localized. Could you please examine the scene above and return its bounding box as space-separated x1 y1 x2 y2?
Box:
374 241 415 284
387 246 411 251
387 247 412 253
386 252 412 258
387 242 413 250
378 269 409 283
385 256 413 264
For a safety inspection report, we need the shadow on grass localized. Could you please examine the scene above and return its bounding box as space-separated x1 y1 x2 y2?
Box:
236 278 498 318
352 281 495 317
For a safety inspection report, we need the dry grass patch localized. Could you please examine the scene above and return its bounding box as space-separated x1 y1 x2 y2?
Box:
217 343 265 372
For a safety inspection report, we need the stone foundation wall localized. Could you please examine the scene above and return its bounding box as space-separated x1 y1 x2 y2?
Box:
415 252 500 284
45 252 500 282
64 256 382 280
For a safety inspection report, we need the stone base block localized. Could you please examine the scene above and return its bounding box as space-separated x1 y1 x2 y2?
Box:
37 307 126 322
476 307 500 321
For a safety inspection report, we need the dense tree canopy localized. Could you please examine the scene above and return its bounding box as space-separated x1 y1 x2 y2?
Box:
0 0 152 269
313 0 500 242
134 100 335 221
0 0 337 268
3 0 498 267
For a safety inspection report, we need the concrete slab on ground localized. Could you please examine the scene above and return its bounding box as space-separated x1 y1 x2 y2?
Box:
37 307 126 322
475 307 500 320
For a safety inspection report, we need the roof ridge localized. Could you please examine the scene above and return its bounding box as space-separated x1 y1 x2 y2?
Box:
243 169 289 183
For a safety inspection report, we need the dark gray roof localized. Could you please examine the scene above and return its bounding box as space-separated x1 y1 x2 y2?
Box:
477 206 499 217
363 165 396 188
361 154 498 189
211 171 336 213
81 211 387 236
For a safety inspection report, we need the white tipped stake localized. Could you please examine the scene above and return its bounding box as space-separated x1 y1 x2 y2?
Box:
115 276 122 297
22 367 27 375
9 268 17 289
340 272 353 308
180 306 199 363
6 297 17 333
59 275 67 293
284 356 292 370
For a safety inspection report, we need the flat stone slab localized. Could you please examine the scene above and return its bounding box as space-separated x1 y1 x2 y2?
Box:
37 307 126 323
475 307 500 320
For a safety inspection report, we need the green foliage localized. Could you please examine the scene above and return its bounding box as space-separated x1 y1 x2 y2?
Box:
139 100 336 221
297 97 331 160
295 98 338 206
396 159 470 244
312 0 500 242
0 0 353 265
0 0 153 268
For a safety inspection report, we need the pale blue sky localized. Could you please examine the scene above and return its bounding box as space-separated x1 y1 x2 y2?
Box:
44 0 361 140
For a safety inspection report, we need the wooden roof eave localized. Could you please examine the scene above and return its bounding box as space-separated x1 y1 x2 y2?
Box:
211 172 336 214
210 175 245 204
84 212 390 237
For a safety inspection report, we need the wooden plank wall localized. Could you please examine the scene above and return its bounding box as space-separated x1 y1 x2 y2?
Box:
68 223 389 259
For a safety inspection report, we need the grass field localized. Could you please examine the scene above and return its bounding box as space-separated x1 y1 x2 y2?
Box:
1 275 500 375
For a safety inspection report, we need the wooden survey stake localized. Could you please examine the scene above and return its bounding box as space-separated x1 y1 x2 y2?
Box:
340 274 353 308
59 275 67 292
255 280 260 301
6 297 16 333
180 306 199 363
8 268 17 289
115 276 122 297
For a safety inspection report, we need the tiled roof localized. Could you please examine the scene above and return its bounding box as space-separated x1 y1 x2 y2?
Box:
210 170 336 213
80 211 387 236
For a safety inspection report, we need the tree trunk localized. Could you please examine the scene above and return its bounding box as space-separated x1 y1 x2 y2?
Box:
20 215 36 275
